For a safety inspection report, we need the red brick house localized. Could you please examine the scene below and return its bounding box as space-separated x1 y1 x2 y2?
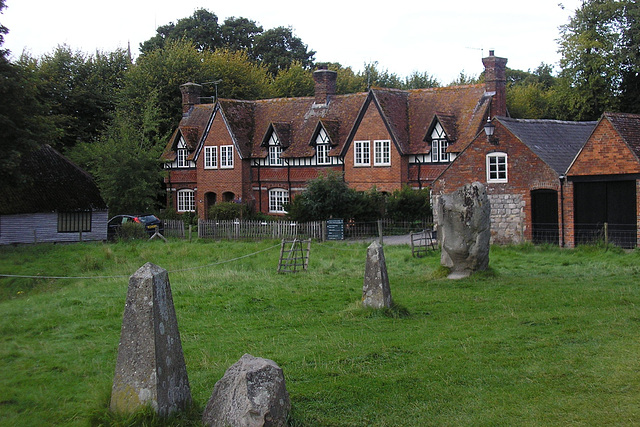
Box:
565 112 640 248
432 117 597 245
162 52 508 218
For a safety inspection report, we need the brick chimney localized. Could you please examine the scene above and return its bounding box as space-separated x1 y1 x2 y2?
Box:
180 82 203 116
482 50 508 117
313 65 337 105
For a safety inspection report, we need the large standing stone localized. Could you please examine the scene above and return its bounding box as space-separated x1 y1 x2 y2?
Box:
437 182 491 279
202 354 290 427
110 262 191 416
362 240 392 308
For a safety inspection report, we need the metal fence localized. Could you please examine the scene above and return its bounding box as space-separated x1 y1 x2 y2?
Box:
574 223 637 249
197 219 323 240
344 218 434 239
531 222 637 248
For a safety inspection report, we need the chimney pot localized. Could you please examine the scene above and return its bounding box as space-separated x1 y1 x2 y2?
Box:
482 52 508 117
180 82 203 116
313 67 337 105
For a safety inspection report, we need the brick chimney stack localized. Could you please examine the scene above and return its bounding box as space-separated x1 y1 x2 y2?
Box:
180 82 203 116
313 65 337 105
482 50 508 117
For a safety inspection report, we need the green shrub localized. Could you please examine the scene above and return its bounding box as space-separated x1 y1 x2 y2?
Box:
208 202 251 220
115 221 148 240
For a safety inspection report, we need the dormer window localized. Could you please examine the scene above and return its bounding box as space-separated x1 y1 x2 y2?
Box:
268 132 283 166
176 139 189 168
430 122 449 163
315 127 330 165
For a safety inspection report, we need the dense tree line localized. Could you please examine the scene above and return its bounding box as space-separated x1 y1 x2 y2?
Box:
2 1 639 214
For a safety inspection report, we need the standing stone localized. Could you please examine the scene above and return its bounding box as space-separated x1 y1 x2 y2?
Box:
110 262 191 416
437 182 491 279
362 240 393 308
202 354 290 427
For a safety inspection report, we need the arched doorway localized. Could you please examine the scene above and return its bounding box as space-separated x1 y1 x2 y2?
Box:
205 192 217 219
531 189 558 245
223 191 235 202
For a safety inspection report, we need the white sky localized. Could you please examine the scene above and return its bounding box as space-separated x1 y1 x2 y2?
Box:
2 0 582 84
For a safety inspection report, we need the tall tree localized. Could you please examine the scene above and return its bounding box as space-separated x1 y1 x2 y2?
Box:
18 45 130 152
250 26 315 76
140 9 221 54
0 0 54 190
556 0 627 120
221 17 263 52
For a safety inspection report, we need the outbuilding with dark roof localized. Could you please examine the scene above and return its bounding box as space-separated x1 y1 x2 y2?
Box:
0 145 108 244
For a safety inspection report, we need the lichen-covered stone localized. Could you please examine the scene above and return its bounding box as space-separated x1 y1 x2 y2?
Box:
202 354 290 427
110 262 191 416
437 182 491 279
362 240 392 308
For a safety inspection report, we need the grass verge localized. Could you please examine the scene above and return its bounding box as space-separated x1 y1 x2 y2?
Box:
0 239 639 426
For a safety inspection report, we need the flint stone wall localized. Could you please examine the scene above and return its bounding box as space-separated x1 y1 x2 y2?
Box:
488 193 525 244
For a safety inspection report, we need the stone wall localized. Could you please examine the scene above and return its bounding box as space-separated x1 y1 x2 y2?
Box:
488 193 525 244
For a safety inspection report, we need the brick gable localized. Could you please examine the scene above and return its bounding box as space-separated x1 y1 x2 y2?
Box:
569 117 640 176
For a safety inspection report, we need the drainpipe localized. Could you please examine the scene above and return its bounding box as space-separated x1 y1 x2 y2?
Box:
257 160 262 212
560 174 565 248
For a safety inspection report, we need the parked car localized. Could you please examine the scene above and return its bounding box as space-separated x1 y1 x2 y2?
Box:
107 214 164 240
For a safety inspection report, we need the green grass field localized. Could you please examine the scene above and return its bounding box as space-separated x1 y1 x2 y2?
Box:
0 239 639 426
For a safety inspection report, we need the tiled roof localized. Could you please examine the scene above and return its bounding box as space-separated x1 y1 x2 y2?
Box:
161 104 215 162
407 85 491 154
499 117 597 174
604 112 640 160
2 145 107 215
163 84 492 162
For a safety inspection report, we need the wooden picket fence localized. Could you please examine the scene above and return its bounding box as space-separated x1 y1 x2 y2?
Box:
197 219 323 240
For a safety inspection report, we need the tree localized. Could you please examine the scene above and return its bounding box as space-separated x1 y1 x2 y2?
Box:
285 172 362 221
403 71 440 89
221 16 263 52
505 64 560 119
0 0 54 190
386 186 431 221
16 45 130 152
140 9 221 54
252 26 315 76
69 92 165 214
556 0 627 120
272 62 314 97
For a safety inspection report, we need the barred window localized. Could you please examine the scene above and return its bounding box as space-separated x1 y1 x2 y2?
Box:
58 211 91 233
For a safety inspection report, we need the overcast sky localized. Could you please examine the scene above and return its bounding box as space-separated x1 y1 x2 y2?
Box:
2 0 582 84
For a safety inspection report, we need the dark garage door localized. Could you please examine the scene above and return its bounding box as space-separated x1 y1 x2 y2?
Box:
574 180 637 248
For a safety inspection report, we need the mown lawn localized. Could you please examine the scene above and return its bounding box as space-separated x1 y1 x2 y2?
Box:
0 239 639 426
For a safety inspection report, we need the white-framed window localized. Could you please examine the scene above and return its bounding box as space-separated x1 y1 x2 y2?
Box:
176 139 189 168
220 145 234 168
268 133 283 166
486 152 508 183
204 146 217 169
374 140 391 166
354 140 370 166
315 128 331 165
430 122 449 163
177 189 196 212
269 188 289 213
